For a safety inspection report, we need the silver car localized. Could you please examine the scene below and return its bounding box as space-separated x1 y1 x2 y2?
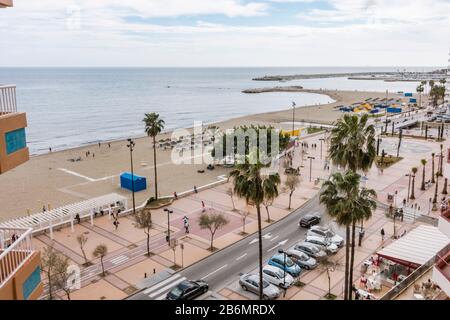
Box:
305 235 339 254
294 242 327 260
307 226 344 247
239 274 281 300
286 249 318 270
262 265 294 289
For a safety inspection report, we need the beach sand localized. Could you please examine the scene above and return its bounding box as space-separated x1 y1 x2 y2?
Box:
0 89 408 222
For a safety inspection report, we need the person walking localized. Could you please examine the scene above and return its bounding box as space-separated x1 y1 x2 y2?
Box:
113 218 119 230
194 186 198 193
173 192 178 200
201 201 206 212
381 228 385 241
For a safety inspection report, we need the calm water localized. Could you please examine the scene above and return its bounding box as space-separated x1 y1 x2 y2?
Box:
0 67 435 154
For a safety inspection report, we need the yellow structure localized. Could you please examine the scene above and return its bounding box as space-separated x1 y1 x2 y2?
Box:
282 129 301 137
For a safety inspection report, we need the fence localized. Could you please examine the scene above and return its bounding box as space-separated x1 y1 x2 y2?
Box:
0 85 17 115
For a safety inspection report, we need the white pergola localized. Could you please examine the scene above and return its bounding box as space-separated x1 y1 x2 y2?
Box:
0 193 128 239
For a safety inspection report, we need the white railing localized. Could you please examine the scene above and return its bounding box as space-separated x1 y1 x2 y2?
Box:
0 227 34 288
0 85 17 115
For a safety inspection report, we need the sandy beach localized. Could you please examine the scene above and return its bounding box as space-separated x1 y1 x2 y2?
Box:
0 89 410 222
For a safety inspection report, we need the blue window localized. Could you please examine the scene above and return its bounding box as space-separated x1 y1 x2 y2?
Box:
5 128 26 155
22 266 41 300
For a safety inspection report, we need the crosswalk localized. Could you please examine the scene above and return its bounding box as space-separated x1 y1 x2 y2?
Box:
142 273 187 300
110 255 129 265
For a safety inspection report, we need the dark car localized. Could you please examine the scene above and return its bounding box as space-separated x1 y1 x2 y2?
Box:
166 280 208 300
299 213 321 228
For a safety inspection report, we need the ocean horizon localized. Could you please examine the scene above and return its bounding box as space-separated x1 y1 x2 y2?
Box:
0 67 437 155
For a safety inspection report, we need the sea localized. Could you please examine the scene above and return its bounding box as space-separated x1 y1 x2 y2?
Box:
0 67 438 155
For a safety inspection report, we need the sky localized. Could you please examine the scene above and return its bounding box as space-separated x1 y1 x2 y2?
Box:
0 0 449 67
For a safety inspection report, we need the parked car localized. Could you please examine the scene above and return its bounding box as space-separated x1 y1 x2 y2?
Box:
262 265 294 289
166 280 209 300
307 226 344 247
268 253 302 277
305 235 339 254
286 249 318 270
239 274 280 300
294 242 327 260
299 213 321 228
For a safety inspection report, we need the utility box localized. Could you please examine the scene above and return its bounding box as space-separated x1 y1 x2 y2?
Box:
409 98 417 103
404 93 413 97
120 172 147 192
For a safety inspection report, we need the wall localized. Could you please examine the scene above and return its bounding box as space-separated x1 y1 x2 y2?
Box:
0 251 43 300
0 112 29 174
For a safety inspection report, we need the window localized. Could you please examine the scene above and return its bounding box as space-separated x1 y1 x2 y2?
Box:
22 266 41 300
5 128 27 155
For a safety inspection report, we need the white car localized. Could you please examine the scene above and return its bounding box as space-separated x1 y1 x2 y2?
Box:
262 265 294 289
307 226 344 247
305 235 339 254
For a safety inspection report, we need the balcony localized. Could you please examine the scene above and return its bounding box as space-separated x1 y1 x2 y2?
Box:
0 0 13 8
0 85 17 115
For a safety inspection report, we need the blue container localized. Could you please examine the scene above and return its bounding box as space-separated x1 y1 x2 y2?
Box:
404 93 413 97
370 109 379 114
387 107 402 113
120 172 147 192
409 98 417 103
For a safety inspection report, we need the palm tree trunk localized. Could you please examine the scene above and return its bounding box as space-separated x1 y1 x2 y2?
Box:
349 222 356 301
47 270 53 300
288 192 293 209
101 257 105 276
432 156 435 183
153 136 158 200
410 176 416 199
421 166 426 190
344 225 350 300
257 204 263 300
265 206 271 222
147 232 150 256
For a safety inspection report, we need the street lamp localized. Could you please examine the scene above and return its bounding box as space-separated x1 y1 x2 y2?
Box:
308 156 315 182
406 173 412 202
163 208 173 243
278 249 292 294
127 138 136 215
292 101 296 136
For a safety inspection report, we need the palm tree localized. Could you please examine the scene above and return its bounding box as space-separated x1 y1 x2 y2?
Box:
438 144 444 177
320 170 376 300
230 149 280 299
410 167 418 200
327 113 376 300
431 153 436 183
416 84 424 108
93 244 108 277
433 173 440 206
143 113 165 200
420 159 427 190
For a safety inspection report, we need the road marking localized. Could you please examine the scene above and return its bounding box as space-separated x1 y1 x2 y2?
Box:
269 235 279 242
57 168 96 182
201 264 228 280
249 238 258 245
236 253 247 261
143 274 181 294
110 255 128 265
263 233 272 239
149 277 187 298
267 239 289 252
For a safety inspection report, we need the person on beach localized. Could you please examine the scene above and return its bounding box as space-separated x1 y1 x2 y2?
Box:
92 153 95 158
108 143 111 148
381 228 385 241
49 147 52 153
194 186 198 193
98 142 101 148
173 192 178 200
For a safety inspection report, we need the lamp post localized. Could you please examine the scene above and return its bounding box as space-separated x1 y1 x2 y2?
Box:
319 138 325 160
278 249 287 289
406 173 412 202
164 208 173 243
308 156 315 182
127 138 136 215
292 101 296 136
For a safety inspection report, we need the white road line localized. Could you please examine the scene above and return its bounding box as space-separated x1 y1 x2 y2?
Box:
110 255 128 264
149 277 187 298
201 264 228 280
143 274 181 294
270 235 279 242
111 256 128 265
235 253 247 261
57 168 96 182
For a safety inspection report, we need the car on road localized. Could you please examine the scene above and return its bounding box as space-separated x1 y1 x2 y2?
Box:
239 274 281 300
166 280 209 300
299 213 321 228
294 242 327 260
268 253 302 277
307 226 344 247
262 265 294 289
286 249 318 270
305 235 339 254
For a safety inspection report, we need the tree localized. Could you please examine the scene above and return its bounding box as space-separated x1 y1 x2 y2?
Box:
198 210 229 251
433 173 440 207
431 153 436 183
284 174 300 210
416 84 424 108
420 159 427 191
53 254 73 300
143 113 165 200
262 197 274 223
93 244 108 277
41 245 59 300
320 256 339 300
77 234 89 265
238 209 251 235
443 178 448 195
134 208 153 256
230 148 280 300
226 187 236 211
410 167 418 200
438 144 444 177
327 113 376 300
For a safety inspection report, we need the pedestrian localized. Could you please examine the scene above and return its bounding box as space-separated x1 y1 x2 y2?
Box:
201 201 205 212
184 220 190 234
108 142 111 148
381 228 385 241
194 186 198 193
98 142 101 148
173 192 178 200
42 205 46 212
113 218 120 230
75 213 81 224
49 147 52 153
92 153 95 158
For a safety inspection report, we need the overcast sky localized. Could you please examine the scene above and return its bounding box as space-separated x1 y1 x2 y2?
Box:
1 0 449 67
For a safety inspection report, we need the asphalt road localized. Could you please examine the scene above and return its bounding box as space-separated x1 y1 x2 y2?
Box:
130 193 338 300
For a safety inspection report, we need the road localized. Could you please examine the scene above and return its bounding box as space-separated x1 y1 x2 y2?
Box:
129 194 338 300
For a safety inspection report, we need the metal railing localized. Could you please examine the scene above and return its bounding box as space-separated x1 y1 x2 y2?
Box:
434 243 450 281
0 227 34 288
0 85 17 115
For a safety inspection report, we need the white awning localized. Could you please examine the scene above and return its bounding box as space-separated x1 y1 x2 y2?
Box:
377 225 449 267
